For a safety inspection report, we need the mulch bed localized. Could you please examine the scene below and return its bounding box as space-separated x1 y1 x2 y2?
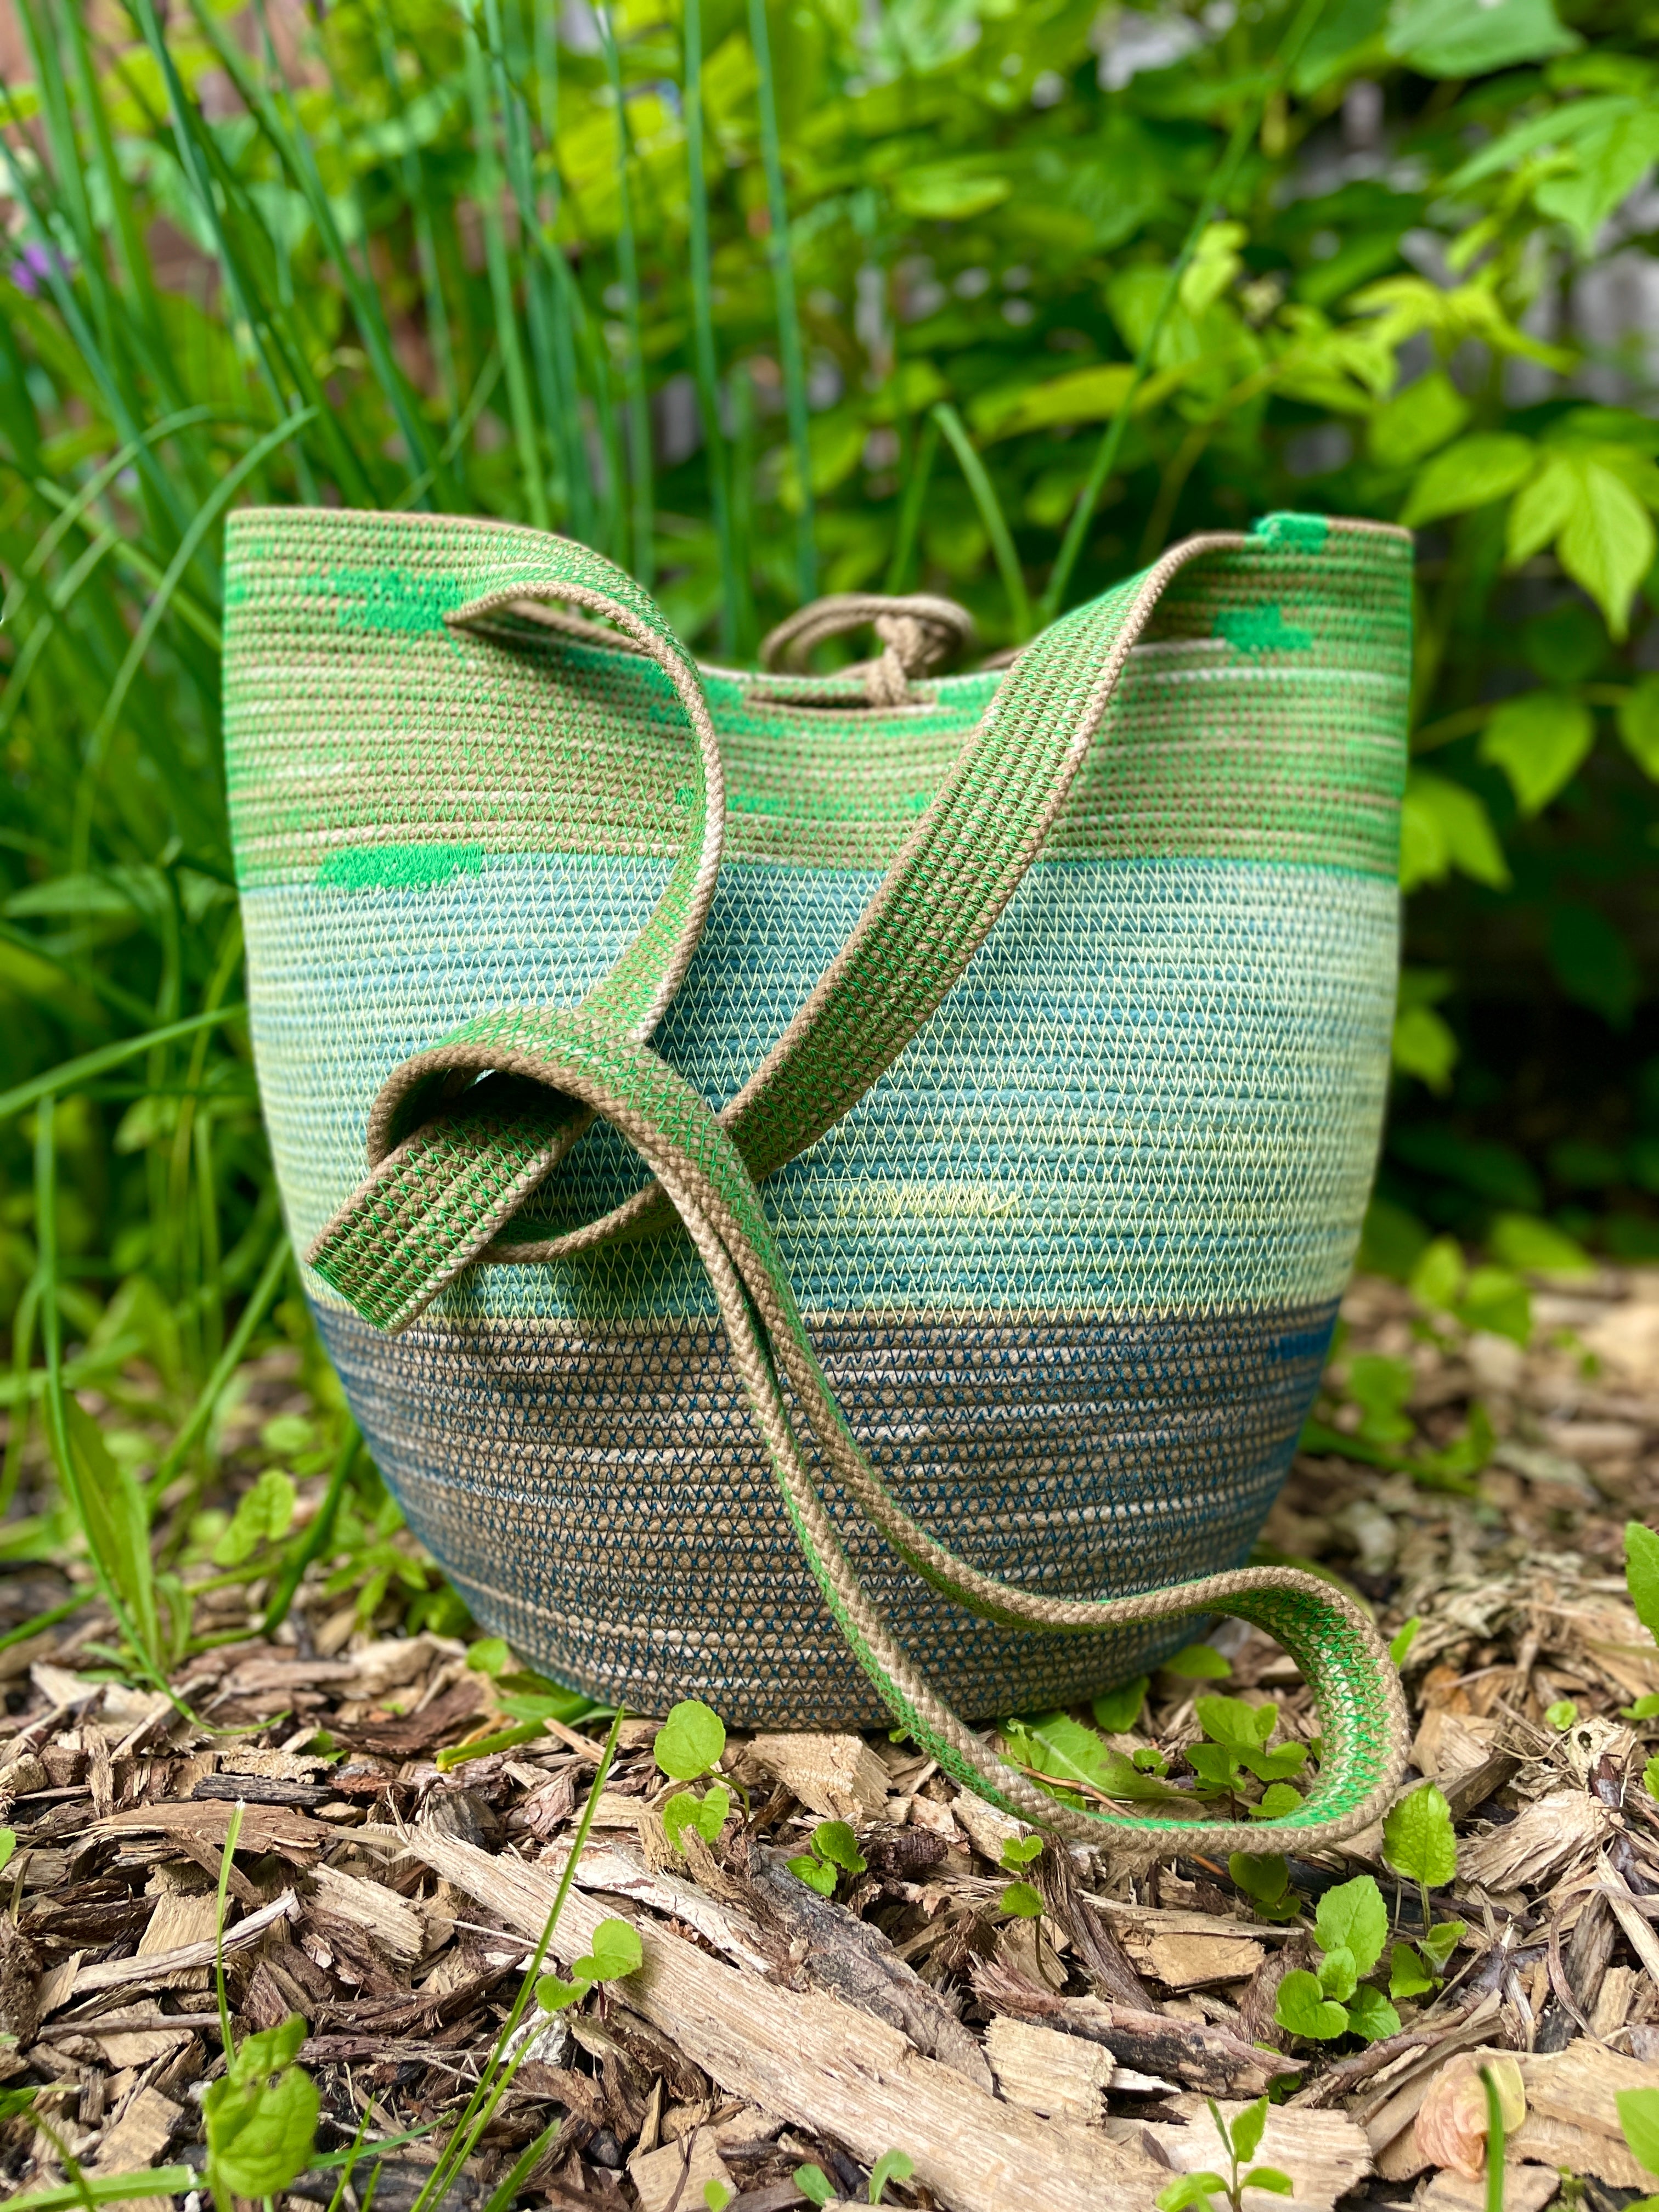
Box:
4 1269 1659 2210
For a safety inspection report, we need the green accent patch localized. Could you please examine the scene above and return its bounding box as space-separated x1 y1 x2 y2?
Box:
1216 602 1314 654
313 567 465 634
318 843 486 892
1253 512 1329 552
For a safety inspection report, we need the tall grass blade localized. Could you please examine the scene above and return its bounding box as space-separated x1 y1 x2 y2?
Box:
529 4 598 544
461 5 550 528
746 0 816 606
598 4 656 585
0 1005 249 1127
884 413 939 595
149 1229 292 1495
682 0 741 654
931 403 1030 640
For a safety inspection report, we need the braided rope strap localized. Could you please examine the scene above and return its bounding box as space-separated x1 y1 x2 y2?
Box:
308 523 1411 1847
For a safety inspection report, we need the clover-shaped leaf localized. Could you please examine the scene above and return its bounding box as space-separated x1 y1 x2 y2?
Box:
1274 1967 1349 2041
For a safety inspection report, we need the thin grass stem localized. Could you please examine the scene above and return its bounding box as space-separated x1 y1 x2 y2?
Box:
884 413 939 595
931 403 1030 639
746 0 815 605
597 4 656 584
682 0 740 654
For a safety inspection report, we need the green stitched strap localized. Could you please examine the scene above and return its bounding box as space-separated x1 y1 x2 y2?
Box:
415 1006 1410 1848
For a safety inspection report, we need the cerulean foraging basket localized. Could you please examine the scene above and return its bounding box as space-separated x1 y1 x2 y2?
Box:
223 504 1412 1848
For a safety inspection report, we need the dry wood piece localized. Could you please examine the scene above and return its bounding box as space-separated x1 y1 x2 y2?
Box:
67 1889 297 1999
1459 1790 1612 1892
974 1957 1288 2097
306 1861 425 1965
88 2084 184 2212
1139 2095 1371 2212
629 2127 736 2212
986 2016 1114 2125
1511 2042 1659 2188
1415 2164 1561 2211
1127 1930 1265 1992
746 1734 890 1823
400 1824 1171 2212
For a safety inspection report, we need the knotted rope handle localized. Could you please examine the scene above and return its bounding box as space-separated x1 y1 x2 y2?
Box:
305 527 1411 1849
760 592 977 707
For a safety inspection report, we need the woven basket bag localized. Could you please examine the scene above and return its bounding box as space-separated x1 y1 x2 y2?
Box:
223 504 1413 1849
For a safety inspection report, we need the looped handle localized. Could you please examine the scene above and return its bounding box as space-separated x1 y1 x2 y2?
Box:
760 591 976 706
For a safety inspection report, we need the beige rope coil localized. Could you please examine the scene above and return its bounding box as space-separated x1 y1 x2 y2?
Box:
760 591 977 706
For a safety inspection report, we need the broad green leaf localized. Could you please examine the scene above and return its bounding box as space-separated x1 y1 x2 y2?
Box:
1252 1782 1306 1819
1186 1741 1244 1790
535 1973 588 2012
1419 1919 1466 1970
204 2051 319 2199
571 1917 643 1984
1005 1712 1187 1802
812 1820 867 1875
1510 452 1656 637
1317 1944 1358 2002
1368 371 1469 470
1400 433 1534 527
794 2167 834 2209
1646 1753 1659 1802
1547 1699 1578 1730
0 1830 14 1876
1230 2096 1269 2165
61 1397 158 1666
1478 690 1593 814
1344 1984 1403 2042
1618 2087 1659 2179
1091 1676 1149 1733
1389 1618 1421 1668
466 1637 511 1677
893 163 1012 220
654 1699 726 1781
1628 1523 1659 1644
212 1467 296 1566
1387 0 1577 77
1618 678 1659 778
704 2180 734 2212
1457 1268 1532 1348
1550 901 1640 1029
1155 2175 1227 2211
495 1670 599 1727
1488 1212 1593 1274
1534 108 1659 252
1274 1967 1349 2040
869 2149 913 2205
788 1852 838 1895
1229 1850 1293 1909
1448 92 1639 190
1000 1879 1044 1917
1383 1783 1457 1889
1389 1941 1435 1998
1240 1742 1308 1785
1316 1876 1389 1978
664 1781 731 1853
1392 1003 1457 1091
1160 1643 1232 1680
1195 1696 1277 1753
1409 1236 1465 1313
1241 2170 1295 2198
1400 772 1510 893
232 2016 307 2079
1626 1694 1659 1719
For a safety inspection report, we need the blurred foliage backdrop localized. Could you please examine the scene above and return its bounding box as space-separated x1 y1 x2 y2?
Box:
2 0 1659 1581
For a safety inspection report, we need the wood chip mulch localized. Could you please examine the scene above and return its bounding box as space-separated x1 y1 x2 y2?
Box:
5 1269 1659 2211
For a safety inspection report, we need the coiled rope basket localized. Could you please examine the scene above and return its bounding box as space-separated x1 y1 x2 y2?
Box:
223 504 1413 1849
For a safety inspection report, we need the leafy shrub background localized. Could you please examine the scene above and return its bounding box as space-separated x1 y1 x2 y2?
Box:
2 0 1658 1472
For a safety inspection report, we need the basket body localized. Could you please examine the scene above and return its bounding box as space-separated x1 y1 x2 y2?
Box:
223 508 1409 1725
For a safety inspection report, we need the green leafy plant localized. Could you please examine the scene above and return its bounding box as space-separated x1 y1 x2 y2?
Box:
535 1915 645 2014
1228 1851 1301 1927
788 1819 867 1898
1615 2085 1659 2211
1186 1696 1308 1818
997 1831 1045 1917
204 1804 318 2212
654 1696 736 1856
1272 1876 1401 2045
1154 2096 1294 2210
868 2149 915 2204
